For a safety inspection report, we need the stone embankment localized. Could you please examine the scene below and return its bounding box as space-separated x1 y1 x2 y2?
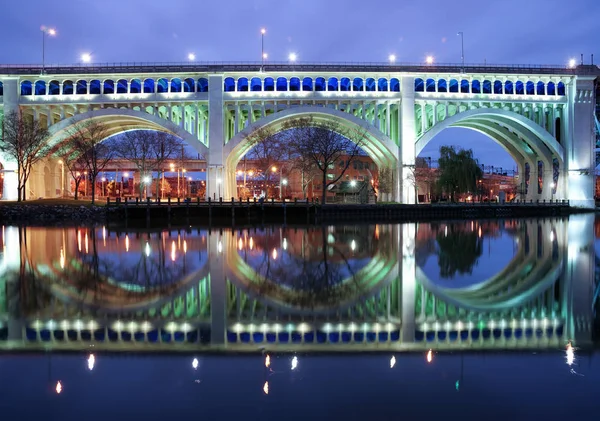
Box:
0 205 117 224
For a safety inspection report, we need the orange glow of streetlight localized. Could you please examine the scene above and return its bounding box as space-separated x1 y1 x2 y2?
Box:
55 381 63 394
426 349 433 363
265 354 271 368
271 166 277 172
263 381 269 395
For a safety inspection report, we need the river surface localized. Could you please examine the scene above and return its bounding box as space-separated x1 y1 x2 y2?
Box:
0 215 598 419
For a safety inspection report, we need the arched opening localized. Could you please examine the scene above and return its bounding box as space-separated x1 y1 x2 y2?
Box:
264 77 275 91
276 77 287 91
493 80 503 94
170 78 182 93
302 77 313 91
425 78 436 92
20 80 32 96
183 78 194 93
0 81 3 96
237 77 249 92
437 79 447 93
62 80 74 95
130 79 142 93
449 79 458 93
103 80 114 94
35 80 46 95
377 78 388 92
414 78 424 92
327 77 339 91
415 109 565 204
224 77 235 92
115 79 127 94
289 77 301 91
460 79 469 93
365 78 376 92
315 77 326 91
471 80 480 94
250 77 262 92
482 80 492 94
89 80 101 94
390 78 400 92
223 106 398 203
157 78 169 93
76 80 87 95
143 78 155 93
197 78 209 92
340 77 351 91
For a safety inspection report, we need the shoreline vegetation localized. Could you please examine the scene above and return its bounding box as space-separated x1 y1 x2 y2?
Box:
0 198 584 226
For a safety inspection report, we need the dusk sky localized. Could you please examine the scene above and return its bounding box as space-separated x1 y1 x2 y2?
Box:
1 0 598 169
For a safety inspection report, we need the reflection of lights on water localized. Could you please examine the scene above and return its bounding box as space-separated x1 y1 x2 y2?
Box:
217 241 222 253
249 237 254 250
238 238 243 251
444 226 448 237
87 354 95 371
192 358 199 370
77 230 82 252
282 238 287 250
84 232 89 254
350 240 356 251
60 248 65 269
183 240 187 254
390 356 396 368
550 231 555 242
265 354 271 368
427 349 433 363
55 381 63 394
145 242 151 257
478 226 482 238
263 381 269 395
566 342 575 366
272 248 278 260
125 235 130 252
171 241 176 262
291 356 298 370
102 226 106 246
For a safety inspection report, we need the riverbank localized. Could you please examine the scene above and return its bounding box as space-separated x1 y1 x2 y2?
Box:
0 199 582 226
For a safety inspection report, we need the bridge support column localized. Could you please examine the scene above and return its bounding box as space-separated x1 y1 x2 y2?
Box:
400 77 417 204
563 214 595 346
1 78 19 201
206 75 225 201
565 77 596 208
208 231 227 346
400 223 416 342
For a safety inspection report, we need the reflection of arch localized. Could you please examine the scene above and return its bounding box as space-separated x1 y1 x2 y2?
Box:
225 247 398 314
44 108 209 157
33 257 210 313
224 106 399 171
415 108 565 167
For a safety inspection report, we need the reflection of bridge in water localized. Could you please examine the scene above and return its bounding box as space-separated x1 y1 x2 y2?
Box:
0 215 594 352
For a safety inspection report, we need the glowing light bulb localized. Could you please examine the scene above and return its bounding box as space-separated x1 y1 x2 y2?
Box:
87 354 95 371
390 355 396 368
265 354 271 368
55 381 63 394
427 349 433 363
192 358 199 369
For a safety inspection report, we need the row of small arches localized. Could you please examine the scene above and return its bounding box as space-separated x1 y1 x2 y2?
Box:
223 77 401 92
415 78 566 96
18 78 210 96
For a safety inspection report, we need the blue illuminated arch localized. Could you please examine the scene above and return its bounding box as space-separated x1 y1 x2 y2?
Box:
340 77 351 91
471 80 480 94
482 80 492 94
377 78 388 91
49 80 60 95
35 80 46 95
547 82 556 95
183 78 194 93
89 80 101 94
264 77 274 91
156 78 168 93
63 80 74 95
390 78 400 92
143 79 154 93
536 81 545 95
315 77 326 91
448 79 458 93
515 81 524 95
493 80 502 94
526 81 535 95
276 77 287 91
302 77 313 91
250 77 261 91
0 81 3 96
425 78 435 92
353 78 364 91
116 79 127 94
437 79 447 92
76 80 87 95
460 79 469 93
289 77 300 91
237 77 249 92
414 78 424 92
103 79 114 94
197 78 209 92
505 81 514 94
557 82 565 96
130 79 141 93
223 77 235 92
170 78 182 93
20 80 32 96
365 78 375 92
327 77 338 91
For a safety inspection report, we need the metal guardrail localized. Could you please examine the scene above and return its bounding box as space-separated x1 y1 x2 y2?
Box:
0 61 598 76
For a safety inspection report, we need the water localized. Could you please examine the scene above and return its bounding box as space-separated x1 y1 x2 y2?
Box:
0 215 598 419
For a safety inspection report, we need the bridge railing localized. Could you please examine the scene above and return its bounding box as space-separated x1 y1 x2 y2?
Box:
0 61 597 76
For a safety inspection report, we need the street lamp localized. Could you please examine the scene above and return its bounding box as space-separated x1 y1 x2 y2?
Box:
568 58 576 69
81 53 92 64
388 54 396 63
40 26 56 75
288 52 297 63
58 159 64 197
260 28 266 71
425 55 434 65
457 32 464 72
188 53 196 61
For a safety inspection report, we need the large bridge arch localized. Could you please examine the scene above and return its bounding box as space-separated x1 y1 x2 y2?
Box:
415 108 566 200
45 108 210 157
222 106 400 200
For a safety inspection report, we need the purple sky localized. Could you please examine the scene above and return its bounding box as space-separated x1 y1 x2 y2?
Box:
1 0 598 169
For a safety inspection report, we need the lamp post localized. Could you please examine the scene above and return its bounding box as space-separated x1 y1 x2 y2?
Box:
457 31 464 72
261 28 266 71
40 26 56 75
80 53 92 64
272 165 284 200
58 159 64 197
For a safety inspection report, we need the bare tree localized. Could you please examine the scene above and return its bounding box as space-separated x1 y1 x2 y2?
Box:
281 116 365 204
244 125 289 186
376 166 394 202
290 153 320 199
112 130 185 198
66 119 113 204
0 111 51 201
59 149 87 200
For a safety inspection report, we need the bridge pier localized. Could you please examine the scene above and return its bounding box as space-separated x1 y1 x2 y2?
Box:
400 223 416 341
206 75 225 201
208 231 227 346
1 78 19 201
400 77 417 205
